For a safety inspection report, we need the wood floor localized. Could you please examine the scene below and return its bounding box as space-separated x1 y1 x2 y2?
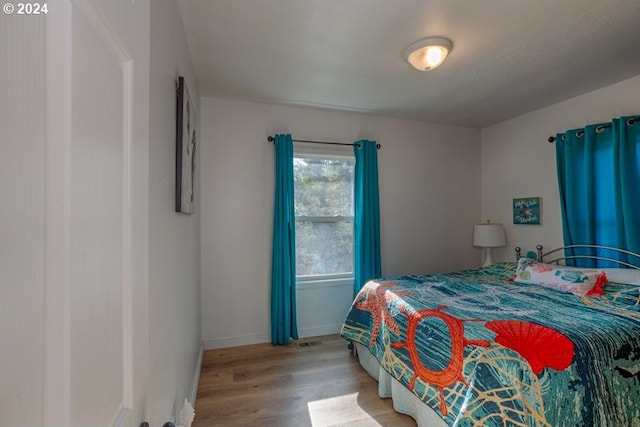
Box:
193 334 417 427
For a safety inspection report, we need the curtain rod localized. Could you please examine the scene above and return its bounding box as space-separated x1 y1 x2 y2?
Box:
548 125 609 143
267 135 381 149
547 117 638 143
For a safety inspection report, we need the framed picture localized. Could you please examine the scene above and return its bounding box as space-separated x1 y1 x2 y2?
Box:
175 76 196 214
513 197 541 225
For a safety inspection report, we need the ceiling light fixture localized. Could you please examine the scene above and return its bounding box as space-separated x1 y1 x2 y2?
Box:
404 37 453 71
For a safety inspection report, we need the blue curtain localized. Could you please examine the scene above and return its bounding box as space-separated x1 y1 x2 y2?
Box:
271 134 298 344
353 140 382 297
556 115 640 267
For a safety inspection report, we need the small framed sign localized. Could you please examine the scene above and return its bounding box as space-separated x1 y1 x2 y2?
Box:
513 197 541 225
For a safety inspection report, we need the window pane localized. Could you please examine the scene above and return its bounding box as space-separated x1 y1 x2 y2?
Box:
294 157 354 216
294 155 355 279
295 220 353 276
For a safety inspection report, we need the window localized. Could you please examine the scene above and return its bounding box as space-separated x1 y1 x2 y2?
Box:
294 153 355 282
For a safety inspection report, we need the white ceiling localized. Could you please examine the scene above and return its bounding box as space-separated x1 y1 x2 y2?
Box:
178 0 640 128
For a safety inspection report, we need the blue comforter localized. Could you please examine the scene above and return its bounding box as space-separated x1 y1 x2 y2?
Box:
340 263 640 426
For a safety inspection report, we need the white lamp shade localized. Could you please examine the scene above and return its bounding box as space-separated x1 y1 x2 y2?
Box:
473 224 506 248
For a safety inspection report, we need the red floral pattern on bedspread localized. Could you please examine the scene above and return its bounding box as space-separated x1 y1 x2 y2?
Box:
355 281 414 345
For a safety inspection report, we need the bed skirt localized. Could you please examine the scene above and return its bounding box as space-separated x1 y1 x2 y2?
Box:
354 342 448 427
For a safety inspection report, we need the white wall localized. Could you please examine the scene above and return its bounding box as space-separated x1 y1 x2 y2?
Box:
199 98 481 348
148 0 202 423
481 74 640 263
131 0 151 424
0 13 45 427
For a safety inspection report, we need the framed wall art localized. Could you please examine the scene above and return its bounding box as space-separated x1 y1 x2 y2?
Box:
175 76 196 214
513 197 541 225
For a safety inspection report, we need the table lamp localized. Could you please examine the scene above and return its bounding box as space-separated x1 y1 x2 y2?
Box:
473 222 506 266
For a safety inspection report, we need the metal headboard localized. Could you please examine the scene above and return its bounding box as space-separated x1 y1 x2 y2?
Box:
515 244 640 270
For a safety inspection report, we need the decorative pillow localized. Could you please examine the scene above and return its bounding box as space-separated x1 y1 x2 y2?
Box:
513 258 607 296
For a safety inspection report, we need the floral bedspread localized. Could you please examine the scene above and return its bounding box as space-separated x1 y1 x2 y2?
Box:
340 263 640 426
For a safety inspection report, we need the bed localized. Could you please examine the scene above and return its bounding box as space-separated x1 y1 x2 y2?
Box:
340 246 640 427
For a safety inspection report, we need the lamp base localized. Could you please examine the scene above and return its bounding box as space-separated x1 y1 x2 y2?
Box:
482 248 494 267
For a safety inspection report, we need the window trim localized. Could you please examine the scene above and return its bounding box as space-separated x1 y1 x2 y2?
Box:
296 275 354 290
293 141 354 159
297 272 353 282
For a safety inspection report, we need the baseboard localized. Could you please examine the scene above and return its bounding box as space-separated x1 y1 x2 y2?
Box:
203 332 270 350
202 326 343 350
297 323 342 338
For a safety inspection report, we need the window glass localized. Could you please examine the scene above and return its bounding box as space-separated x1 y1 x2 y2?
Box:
294 155 354 279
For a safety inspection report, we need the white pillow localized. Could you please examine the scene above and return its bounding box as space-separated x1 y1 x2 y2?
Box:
513 258 607 296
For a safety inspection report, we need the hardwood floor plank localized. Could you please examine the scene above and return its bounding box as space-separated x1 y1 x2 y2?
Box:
193 335 417 427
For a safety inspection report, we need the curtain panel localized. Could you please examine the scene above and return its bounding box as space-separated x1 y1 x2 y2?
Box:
556 115 640 267
271 134 298 344
353 140 382 296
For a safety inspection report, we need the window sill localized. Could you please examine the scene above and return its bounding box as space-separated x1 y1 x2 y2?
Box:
296 277 354 290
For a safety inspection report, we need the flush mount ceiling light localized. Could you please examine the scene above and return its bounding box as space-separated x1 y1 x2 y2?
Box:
404 37 453 71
